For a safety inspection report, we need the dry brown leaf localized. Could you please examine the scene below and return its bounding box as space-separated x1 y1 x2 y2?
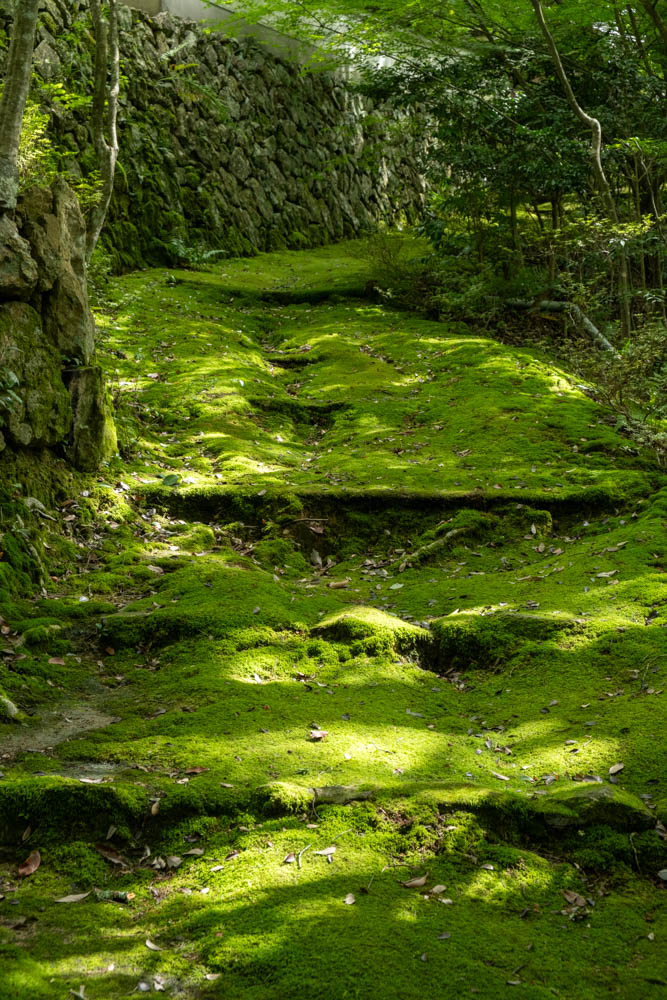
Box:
95 843 128 866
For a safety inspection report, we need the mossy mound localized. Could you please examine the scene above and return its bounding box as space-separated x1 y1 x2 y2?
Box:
312 605 431 658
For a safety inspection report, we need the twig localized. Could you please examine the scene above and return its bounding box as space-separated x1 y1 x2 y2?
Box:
331 828 354 842
297 844 311 869
629 833 641 873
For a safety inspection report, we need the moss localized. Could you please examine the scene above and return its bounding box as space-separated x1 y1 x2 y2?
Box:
252 780 313 814
3 238 667 999
0 779 147 843
431 611 584 669
312 605 431 658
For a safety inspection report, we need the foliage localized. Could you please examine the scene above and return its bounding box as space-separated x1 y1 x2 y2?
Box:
227 0 667 339
564 323 667 466
164 237 229 268
15 96 58 189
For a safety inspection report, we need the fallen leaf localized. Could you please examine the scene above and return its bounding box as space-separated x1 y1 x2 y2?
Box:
401 872 429 889
184 848 205 856
430 885 447 895
344 893 356 905
283 853 296 864
437 931 451 940
94 843 128 866
55 892 90 903
309 729 328 740
609 762 624 775
145 939 162 951
491 771 510 781
18 851 41 877
314 846 336 856
185 767 209 775
166 856 182 869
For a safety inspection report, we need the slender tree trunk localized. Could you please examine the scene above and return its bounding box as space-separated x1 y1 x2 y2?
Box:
530 0 632 337
86 0 120 265
0 0 41 212
639 0 667 53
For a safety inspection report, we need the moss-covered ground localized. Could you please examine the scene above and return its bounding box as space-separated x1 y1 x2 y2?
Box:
1 240 666 998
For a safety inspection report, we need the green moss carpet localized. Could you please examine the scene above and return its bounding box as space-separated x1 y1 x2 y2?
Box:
0 242 666 999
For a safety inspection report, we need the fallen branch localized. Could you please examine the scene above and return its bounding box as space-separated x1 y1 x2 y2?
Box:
506 299 619 356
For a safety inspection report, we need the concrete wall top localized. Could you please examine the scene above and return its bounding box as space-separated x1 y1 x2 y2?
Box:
123 0 315 62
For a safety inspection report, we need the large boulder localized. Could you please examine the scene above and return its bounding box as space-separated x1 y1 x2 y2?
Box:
40 180 95 364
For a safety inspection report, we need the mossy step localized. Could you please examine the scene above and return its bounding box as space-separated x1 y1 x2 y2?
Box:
0 773 653 849
135 482 631 526
431 610 585 669
252 779 655 836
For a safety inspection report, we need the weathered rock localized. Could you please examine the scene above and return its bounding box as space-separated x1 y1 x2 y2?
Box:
67 365 117 471
17 187 63 292
0 216 38 300
42 267 95 363
0 302 72 448
0 694 20 721
32 38 61 80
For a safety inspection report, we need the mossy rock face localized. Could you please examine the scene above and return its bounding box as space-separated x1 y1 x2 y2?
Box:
0 302 72 449
431 611 584 669
533 783 654 832
312 605 431 658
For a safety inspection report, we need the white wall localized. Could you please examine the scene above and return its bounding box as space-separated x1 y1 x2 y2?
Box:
123 0 315 62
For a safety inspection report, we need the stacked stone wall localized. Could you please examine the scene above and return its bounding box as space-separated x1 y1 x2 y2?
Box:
6 1 424 270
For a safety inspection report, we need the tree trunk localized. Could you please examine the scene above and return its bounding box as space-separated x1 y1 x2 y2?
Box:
530 0 632 338
0 0 41 212
85 0 120 265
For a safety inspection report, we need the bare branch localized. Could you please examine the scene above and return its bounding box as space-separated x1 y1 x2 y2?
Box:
86 0 120 264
